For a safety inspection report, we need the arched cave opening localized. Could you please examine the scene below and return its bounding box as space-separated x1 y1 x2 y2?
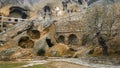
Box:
37 38 54 56
37 49 45 56
57 35 65 43
18 36 34 48
27 30 40 39
68 34 78 45
9 6 28 19
46 38 54 47
43 5 51 16
78 0 83 4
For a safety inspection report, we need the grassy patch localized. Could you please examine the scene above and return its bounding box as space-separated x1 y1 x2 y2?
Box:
23 64 46 68
0 62 26 68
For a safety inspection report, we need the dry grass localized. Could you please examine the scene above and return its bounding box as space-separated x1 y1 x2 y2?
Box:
0 5 11 16
45 43 69 57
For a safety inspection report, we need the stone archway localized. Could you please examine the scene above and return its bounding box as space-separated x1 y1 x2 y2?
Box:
68 34 78 45
57 35 65 43
9 6 28 19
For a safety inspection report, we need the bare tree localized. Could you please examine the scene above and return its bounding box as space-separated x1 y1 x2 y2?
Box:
82 3 120 56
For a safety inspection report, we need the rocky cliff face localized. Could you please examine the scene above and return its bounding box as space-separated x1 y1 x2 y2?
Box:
79 0 120 58
0 0 62 10
88 0 120 6
0 0 120 60
0 0 86 59
0 0 88 18
0 0 62 19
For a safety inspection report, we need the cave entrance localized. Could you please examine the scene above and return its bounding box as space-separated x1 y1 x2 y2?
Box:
57 35 65 43
43 5 52 18
68 34 78 45
27 30 40 39
37 49 45 56
37 38 54 56
78 0 83 4
18 36 34 48
46 38 54 47
9 6 28 19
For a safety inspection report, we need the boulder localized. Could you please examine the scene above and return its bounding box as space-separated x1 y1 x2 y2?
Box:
33 33 49 56
93 47 102 56
0 39 34 60
0 47 19 60
107 36 120 54
10 48 34 59
33 23 57 56
73 46 95 57
45 43 69 57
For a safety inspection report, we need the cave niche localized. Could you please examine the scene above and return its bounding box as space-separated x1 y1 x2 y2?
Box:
9 6 28 19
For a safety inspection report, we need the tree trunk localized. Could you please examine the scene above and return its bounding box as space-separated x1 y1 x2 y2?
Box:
102 45 109 56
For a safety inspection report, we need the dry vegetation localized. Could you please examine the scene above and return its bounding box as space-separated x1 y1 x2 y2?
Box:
45 43 69 57
79 2 120 57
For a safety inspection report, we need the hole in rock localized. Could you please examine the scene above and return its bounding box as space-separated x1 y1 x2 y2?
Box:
18 36 34 48
46 38 54 47
27 30 40 39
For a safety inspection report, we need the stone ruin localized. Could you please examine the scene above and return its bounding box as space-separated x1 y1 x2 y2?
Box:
0 0 120 61
0 0 88 60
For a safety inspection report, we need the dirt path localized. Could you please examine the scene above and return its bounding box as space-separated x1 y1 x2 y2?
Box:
17 58 120 68
45 61 90 68
18 58 91 68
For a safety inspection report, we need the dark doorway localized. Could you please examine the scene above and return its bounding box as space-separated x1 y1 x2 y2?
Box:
37 49 45 56
43 5 52 17
57 35 65 43
78 0 83 4
43 5 51 13
46 38 54 47
68 34 78 45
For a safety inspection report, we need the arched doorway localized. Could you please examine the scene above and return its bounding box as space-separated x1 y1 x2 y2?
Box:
43 5 52 19
9 6 28 19
43 5 51 14
68 34 78 45
57 35 65 43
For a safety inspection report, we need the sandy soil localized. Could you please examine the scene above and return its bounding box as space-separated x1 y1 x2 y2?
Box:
45 61 91 68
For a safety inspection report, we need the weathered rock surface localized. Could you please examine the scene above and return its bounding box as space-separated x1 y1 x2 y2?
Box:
45 43 69 57
33 22 56 56
0 44 34 61
33 33 49 56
